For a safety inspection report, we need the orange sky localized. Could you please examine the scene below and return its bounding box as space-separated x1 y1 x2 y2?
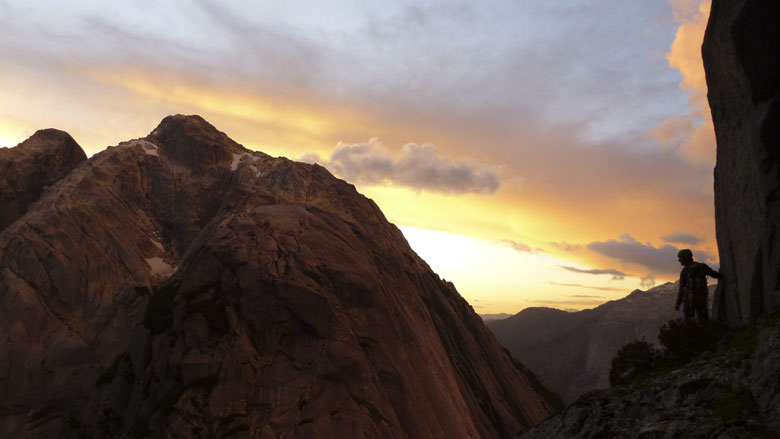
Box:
0 1 715 313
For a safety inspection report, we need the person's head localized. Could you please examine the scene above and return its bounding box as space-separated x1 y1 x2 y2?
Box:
677 249 693 265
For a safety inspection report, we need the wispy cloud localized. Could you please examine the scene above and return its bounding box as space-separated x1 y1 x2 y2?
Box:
550 241 582 252
660 231 701 245
301 138 501 194
546 281 624 292
559 265 626 280
527 297 610 307
498 239 544 254
640 274 657 289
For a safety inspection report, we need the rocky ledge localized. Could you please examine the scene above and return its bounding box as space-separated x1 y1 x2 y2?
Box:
516 315 780 438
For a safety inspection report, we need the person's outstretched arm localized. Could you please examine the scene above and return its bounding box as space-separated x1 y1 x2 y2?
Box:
703 264 721 279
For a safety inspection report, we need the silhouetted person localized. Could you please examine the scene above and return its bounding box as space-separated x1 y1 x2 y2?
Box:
675 249 720 321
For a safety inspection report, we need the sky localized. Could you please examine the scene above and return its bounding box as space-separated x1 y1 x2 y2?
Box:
0 0 716 314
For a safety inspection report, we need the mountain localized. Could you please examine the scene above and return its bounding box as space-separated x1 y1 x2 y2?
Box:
0 115 562 438
704 0 780 326
488 283 692 402
0 129 87 231
479 313 512 322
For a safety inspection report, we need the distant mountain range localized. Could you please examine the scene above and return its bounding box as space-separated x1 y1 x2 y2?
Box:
478 312 513 322
487 283 714 402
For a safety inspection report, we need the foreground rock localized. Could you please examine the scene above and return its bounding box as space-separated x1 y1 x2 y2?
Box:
704 0 780 325
516 316 780 438
0 129 87 231
0 115 562 438
489 283 688 402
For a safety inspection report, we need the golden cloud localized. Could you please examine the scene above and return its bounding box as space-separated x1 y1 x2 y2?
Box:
655 0 715 165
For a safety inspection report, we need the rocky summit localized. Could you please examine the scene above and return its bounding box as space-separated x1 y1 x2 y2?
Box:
0 115 562 438
0 129 87 232
704 0 780 326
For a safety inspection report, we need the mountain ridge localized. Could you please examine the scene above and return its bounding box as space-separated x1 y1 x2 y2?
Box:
0 115 562 438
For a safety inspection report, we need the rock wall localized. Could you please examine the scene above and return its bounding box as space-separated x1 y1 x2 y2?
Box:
703 0 780 326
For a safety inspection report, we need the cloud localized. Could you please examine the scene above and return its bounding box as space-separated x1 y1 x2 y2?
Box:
587 234 681 274
650 115 694 149
559 265 626 280
587 233 716 275
546 282 624 292
661 231 702 245
550 241 582 252
651 0 715 165
571 295 606 298
527 296 612 308
302 138 501 194
640 274 657 289
498 239 544 254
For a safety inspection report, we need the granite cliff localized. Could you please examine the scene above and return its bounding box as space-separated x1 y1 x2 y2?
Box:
703 0 780 326
0 115 562 438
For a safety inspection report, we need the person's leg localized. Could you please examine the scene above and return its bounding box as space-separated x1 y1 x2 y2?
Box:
683 300 694 320
695 294 709 322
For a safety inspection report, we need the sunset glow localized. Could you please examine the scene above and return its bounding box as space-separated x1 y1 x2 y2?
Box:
0 1 717 313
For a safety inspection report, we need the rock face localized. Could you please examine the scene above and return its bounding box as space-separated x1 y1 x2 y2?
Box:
0 115 562 438
489 283 696 403
0 129 87 231
703 0 780 326
516 315 780 439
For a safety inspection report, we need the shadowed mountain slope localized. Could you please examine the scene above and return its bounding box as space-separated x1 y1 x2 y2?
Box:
489 283 688 402
0 115 562 438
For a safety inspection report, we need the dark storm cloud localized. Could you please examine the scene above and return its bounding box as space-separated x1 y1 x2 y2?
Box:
559 265 626 280
301 138 501 194
661 231 702 245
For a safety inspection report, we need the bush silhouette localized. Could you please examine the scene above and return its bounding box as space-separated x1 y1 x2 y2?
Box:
658 318 727 363
609 339 658 387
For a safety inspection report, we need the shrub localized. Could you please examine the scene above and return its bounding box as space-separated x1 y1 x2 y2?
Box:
658 318 727 363
609 339 658 387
